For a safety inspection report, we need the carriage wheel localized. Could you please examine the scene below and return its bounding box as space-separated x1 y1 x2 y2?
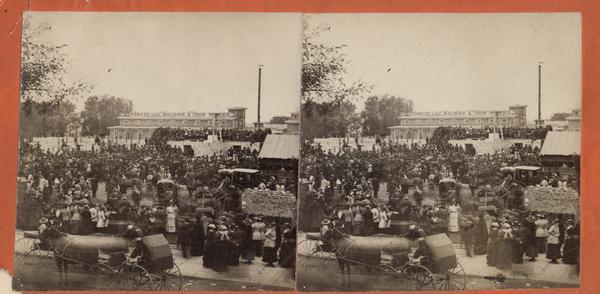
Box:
117 264 154 290
296 239 318 269
13 238 54 270
381 264 402 279
150 263 183 290
400 263 438 290
297 239 336 272
93 263 116 290
435 262 467 290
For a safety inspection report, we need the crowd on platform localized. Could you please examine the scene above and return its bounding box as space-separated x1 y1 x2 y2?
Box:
147 127 272 146
429 126 552 142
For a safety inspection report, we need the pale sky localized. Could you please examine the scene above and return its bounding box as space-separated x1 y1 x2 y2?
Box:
24 12 303 122
307 13 581 122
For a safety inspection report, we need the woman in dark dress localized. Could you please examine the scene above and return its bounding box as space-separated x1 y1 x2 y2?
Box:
203 224 217 268
228 224 245 266
278 224 296 268
487 222 500 266
524 216 539 261
474 216 489 255
562 220 579 264
496 223 513 270
511 221 525 264
240 218 255 264
190 216 205 256
211 225 230 272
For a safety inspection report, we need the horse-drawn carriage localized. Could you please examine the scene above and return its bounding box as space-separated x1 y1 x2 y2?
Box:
297 229 466 290
14 230 182 290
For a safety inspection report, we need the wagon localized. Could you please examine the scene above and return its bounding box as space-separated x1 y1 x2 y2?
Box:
14 231 183 290
297 230 467 290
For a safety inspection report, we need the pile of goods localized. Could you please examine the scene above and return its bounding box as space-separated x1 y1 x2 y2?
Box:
242 189 296 218
525 186 579 214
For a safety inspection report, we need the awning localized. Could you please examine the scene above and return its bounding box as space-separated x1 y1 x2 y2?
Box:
258 134 299 160
540 131 580 156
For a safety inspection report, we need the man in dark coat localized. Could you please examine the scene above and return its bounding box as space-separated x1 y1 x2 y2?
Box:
362 206 373 236
179 219 192 258
80 205 92 235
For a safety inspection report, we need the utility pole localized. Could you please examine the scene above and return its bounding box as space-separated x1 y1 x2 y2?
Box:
538 63 542 121
536 62 544 126
257 65 263 127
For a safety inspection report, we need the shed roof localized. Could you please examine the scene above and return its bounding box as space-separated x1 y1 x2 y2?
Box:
258 134 299 159
540 131 580 156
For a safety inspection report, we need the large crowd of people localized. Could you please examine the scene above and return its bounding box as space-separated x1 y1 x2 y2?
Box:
303 132 580 269
19 136 297 273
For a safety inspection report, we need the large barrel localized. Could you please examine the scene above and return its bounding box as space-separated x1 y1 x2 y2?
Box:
142 234 173 271
423 233 457 272
53 234 130 265
347 235 412 254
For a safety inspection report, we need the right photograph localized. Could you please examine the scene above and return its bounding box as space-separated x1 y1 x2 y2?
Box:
297 13 581 291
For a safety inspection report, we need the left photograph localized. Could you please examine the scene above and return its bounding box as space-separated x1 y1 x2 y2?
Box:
13 12 300 291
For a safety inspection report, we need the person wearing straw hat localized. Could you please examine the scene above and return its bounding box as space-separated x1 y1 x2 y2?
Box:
546 217 561 264
37 217 49 236
263 221 277 267
251 216 266 258
535 213 549 254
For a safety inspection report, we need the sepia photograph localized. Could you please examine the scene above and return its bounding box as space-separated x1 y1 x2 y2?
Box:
297 13 581 291
13 12 300 291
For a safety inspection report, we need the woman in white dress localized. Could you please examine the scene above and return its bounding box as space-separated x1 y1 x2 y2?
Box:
96 205 109 233
166 201 178 233
448 202 461 233
378 206 389 234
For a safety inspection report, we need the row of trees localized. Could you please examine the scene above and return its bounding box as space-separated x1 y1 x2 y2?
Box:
19 17 133 139
301 20 414 139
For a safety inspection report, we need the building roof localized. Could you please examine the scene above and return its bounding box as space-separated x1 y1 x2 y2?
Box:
258 134 299 159
540 131 580 156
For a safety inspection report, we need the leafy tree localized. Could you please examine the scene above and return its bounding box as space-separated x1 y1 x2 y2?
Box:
19 100 77 139
269 116 290 124
301 19 371 139
20 16 90 105
550 112 570 121
301 101 357 139
80 95 133 136
361 95 414 136
19 17 90 138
